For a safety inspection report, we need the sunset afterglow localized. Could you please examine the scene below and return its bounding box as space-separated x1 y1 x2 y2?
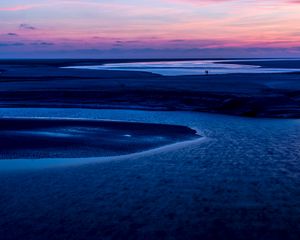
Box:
1 0 300 57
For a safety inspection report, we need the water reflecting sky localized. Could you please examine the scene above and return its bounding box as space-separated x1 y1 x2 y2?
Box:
66 60 300 76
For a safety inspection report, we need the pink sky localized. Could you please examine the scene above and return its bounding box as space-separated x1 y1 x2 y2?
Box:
1 0 300 58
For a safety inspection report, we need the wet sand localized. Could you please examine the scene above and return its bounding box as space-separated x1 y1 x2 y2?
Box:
1 59 300 118
1 109 300 240
0 59 300 240
0 118 198 159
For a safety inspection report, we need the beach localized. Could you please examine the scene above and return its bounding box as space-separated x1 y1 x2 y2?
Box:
0 108 300 239
1 59 300 118
2 0 300 238
0 117 199 161
1 59 300 239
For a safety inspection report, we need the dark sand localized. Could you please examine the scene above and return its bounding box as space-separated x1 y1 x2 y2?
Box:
0 59 300 240
0 118 198 159
1 109 300 240
1 59 300 118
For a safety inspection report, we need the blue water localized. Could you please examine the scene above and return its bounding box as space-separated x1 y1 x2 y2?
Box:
65 60 300 76
0 108 300 239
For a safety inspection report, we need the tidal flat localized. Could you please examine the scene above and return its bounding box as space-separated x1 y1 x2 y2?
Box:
1 59 300 240
1 59 300 118
0 108 300 240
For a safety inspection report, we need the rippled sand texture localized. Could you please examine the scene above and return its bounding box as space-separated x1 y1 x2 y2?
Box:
0 118 198 159
0 109 300 240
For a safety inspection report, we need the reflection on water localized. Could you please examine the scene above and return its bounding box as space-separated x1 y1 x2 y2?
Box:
65 60 300 76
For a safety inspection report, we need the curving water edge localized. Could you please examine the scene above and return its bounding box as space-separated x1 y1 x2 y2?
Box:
63 59 300 76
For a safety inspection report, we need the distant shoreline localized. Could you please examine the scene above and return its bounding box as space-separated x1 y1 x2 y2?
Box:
1 58 300 68
0 59 300 118
63 59 300 76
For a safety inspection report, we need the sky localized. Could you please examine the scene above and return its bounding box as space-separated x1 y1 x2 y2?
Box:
1 0 300 58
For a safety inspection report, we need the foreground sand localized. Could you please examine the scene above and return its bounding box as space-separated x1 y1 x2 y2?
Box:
1 108 300 240
0 117 198 159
